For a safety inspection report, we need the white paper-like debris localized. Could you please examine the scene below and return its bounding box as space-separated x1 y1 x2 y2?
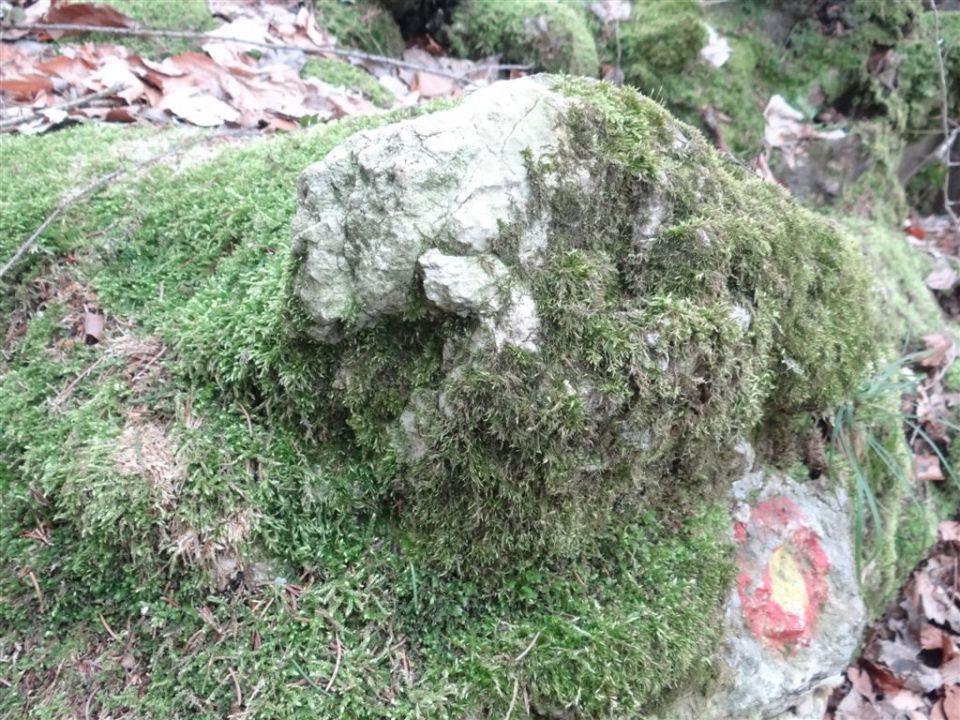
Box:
763 94 806 149
590 0 631 22
763 94 846 167
701 24 732 68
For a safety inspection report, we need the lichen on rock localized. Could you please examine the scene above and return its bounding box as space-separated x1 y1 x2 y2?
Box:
290 75 877 573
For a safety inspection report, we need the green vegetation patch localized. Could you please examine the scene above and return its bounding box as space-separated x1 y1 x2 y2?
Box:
614 0 707 92
61 0 217 58
301 57 395 107
289 77 873 574
1 100 733 716
314 0 406 57
446 0 599 76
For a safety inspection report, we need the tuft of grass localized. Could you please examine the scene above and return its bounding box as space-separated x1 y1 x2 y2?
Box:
828 352 943 614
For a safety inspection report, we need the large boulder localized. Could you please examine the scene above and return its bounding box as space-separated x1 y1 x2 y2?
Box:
290 75 876 575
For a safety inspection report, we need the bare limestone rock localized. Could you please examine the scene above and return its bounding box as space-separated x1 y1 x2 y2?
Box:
291 77 568 344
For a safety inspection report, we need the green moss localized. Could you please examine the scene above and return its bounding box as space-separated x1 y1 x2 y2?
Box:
845 217 943 352
0 78 882 717
59 0 216 57
447 0 599 76
301 57 394 107
616 0 707 92
830 359 939 616
314 0 405 56
270 78 874 575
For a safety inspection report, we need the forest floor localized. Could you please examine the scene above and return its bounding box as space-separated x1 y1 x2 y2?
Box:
2 1 960 718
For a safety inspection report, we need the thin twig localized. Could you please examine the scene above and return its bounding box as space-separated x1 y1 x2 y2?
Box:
0 132 216 280
26 570 44 612
324 634 342 692
504 676 520 720
50 355 108 408
0 82 127 130
5 23 530 81
932 1 958 224
513 631 540 663
228 667 243 708
98 612 121 641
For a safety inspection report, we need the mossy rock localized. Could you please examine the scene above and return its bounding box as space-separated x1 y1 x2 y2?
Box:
446 0 599 76
615 0 707 91
314 0 406 56
847 217 944 352
290 76 877 574
0 107 739 717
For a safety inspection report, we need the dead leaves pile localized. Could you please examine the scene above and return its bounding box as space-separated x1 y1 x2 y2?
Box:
828 522 960 720
0 0 500 133
907 215 960 316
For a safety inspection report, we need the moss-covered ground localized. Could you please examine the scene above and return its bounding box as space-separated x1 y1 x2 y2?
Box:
301 58 395 108
446 0 599 76
1 0 955 706
0 108 734 717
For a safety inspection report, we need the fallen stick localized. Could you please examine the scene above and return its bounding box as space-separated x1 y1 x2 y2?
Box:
0 132 221 280
4 23 530 82
0 82 127 130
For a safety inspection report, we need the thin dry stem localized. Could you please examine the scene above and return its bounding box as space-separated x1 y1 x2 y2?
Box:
5 23 530 82
932 1 958 224
0 82 127 130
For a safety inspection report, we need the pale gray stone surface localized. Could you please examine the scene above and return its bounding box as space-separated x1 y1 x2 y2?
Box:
290 76 570 343
659 465 864 720
417 250 508 316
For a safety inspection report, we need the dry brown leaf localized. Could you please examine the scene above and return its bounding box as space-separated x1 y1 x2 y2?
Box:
36 55 95 86
946 684 960 720
923 623 951 650
105 106 138 123
943 655 960 684
915 572 960 632
83 308 104 344
0 75 55 99
926 265 960 291
862 657 907 695
42 2 136 37
847 665 875 700
922 333 955 369
94 55 146 102
160 91 240 126
208 0 260 21
835 688 883 720
886 688 926 712
916 453 946 482
941 521 960 543
413 70 458 99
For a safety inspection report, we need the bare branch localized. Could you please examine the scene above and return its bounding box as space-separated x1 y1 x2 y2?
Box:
931 1 958 224
0 82 127 130
3 22 530 82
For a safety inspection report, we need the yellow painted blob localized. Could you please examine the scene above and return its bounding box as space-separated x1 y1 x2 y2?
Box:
769 545 808 617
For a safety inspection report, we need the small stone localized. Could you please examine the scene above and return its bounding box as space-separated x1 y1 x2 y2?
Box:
418 250 509 316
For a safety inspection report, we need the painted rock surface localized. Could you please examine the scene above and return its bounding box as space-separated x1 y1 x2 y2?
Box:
664 463 865 720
